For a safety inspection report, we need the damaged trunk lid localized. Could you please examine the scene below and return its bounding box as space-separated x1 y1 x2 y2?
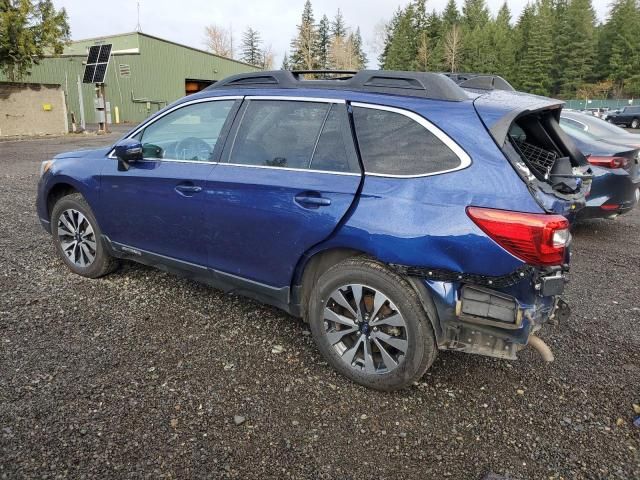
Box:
471 90 592 218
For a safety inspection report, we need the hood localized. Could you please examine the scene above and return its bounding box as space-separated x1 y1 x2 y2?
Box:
54 147 111 160
471 89 564 146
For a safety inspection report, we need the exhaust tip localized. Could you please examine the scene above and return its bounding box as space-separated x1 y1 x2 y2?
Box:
528 335 554 362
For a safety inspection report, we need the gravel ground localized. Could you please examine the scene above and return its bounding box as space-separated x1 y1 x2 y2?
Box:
1 132 639 479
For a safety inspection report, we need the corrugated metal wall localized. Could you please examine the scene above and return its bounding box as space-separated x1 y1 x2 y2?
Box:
0 33 259 125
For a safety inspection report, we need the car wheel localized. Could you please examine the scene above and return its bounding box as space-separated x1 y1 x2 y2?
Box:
51 192 119 278
308 257 437 391
632 118 640 129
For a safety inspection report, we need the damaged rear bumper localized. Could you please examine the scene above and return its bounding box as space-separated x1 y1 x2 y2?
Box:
401 265 569 362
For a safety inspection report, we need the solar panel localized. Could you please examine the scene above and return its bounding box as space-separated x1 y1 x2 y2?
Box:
82 44 112 84
97 44 111 63
87 45 100 64
82 64 96 83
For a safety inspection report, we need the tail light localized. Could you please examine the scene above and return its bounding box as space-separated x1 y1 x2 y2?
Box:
467 207 570 267
600 204 620 211
587 156 628 169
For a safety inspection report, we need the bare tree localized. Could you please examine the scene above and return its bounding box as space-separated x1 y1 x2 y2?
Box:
204 24 233 58
416 31 430 71
261 44 274 70
369 20 387 61
329 34 357 70
443 24 461 73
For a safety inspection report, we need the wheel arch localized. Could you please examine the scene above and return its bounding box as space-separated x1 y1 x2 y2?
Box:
292 247 443 342
46 181 80 219
293 247 367 319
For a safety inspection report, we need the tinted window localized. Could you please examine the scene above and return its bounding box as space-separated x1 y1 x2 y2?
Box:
353 106 461 176
310 104 356 173
140 100 236 161
230 100 329 169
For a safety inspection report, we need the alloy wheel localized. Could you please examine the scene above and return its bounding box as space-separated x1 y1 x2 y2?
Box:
323 284 409 374
57 208 97 267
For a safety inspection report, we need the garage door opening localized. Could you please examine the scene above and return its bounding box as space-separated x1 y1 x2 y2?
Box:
185 79 216 95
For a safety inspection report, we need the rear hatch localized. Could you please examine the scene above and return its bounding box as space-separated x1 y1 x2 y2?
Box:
471 90 592 217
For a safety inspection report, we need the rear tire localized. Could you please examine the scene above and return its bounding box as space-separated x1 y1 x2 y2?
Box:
51 193 119 278
631 118 640 129
308 257 437 391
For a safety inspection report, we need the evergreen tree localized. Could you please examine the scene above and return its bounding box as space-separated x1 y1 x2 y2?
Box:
441 0 460 27
382 5 418 70
518 0 555 95
512 2 536 89
488 2 515 79
379 7 403 68
290 0 317 70
461 0 490 30
281 52 290 70
240 27 262 66
459 0 491 72
561 0 596 95
315 14 331 70
331 8 348 38
550 0 571 95
598 0 640 95
352 27 367 68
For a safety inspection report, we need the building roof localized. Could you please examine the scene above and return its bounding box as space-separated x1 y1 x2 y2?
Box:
54 31 258 69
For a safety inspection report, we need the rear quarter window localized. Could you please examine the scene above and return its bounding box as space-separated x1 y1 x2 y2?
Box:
352 105 464 176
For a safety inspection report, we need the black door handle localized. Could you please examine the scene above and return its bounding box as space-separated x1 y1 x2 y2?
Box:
295 193 331 207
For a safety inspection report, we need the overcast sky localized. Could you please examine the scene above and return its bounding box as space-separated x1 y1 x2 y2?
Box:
53 0 611 68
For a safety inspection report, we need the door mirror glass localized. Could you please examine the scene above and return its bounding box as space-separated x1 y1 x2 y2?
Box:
114 138 143 162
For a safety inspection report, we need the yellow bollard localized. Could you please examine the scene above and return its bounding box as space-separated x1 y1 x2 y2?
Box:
114 106 120 124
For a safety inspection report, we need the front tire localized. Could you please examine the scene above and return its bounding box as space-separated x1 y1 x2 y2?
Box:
51 192 119 278
308 257 437 391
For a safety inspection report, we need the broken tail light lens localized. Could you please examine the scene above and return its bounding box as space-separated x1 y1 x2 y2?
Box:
466 207 570 267
587 156 629 169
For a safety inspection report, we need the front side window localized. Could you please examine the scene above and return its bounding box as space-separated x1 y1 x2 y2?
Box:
229 100 329 169
352 105 462 176
139 100 236 161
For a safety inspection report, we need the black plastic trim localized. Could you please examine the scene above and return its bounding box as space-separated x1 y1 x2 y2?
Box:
207 70 468 102
103 237 293 314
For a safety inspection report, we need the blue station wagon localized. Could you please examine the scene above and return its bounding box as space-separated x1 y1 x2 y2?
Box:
36 71 592 390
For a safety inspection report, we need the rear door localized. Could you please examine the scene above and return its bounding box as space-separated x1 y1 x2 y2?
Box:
205 97 361 288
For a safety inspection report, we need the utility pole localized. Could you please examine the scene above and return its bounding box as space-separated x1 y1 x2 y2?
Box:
77 75 86 131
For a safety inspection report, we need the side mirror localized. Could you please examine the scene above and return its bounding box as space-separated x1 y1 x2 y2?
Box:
114 138 143 163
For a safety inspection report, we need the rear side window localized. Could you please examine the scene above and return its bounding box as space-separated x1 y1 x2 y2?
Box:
560 117 586 131
229 100 328 169
310 104 357 173
352 105 462 176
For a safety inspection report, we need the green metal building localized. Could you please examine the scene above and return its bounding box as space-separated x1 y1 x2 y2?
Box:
3 32 259 125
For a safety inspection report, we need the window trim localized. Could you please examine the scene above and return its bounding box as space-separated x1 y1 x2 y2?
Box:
351 102 472 178
221 96 360 176
107 95 242 164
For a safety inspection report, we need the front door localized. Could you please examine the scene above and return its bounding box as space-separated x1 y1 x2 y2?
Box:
98 97 240 266
205 98 362 289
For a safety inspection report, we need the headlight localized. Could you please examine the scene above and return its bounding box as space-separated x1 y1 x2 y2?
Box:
40 160 54 176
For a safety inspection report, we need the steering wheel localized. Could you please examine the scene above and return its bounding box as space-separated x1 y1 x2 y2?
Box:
175 137 212 161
